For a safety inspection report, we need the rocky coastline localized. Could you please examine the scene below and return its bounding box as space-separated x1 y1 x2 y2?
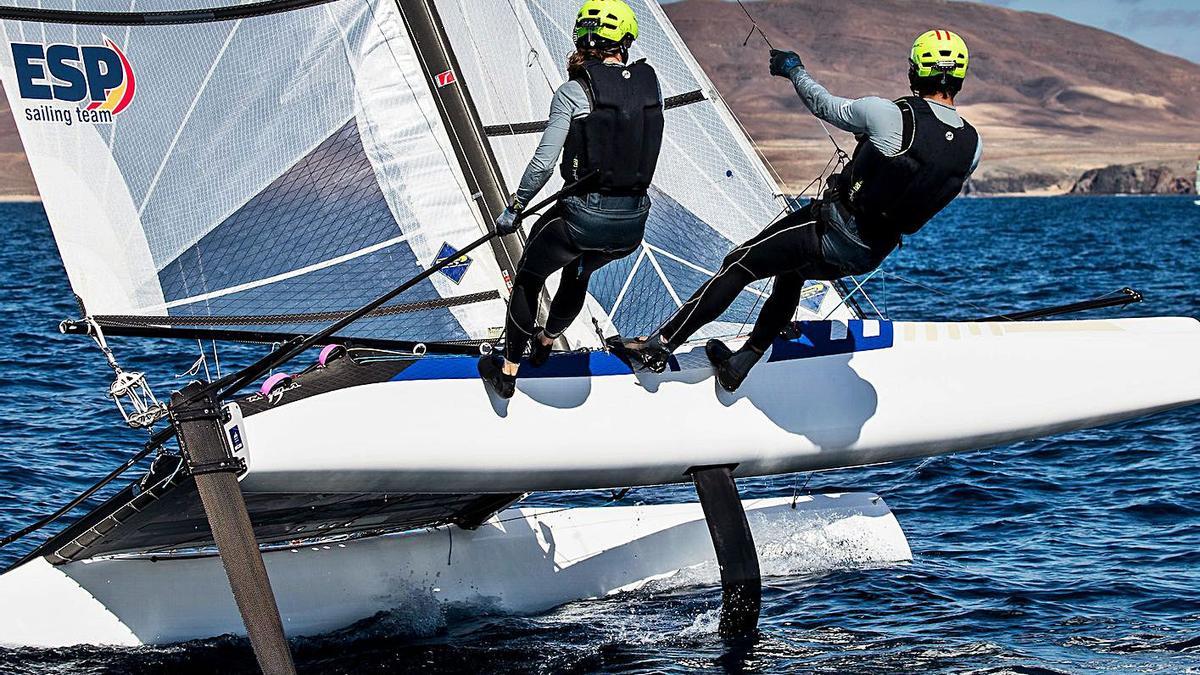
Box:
968 161 1196 197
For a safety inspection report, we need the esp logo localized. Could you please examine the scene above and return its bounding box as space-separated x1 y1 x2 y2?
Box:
10 38 135 115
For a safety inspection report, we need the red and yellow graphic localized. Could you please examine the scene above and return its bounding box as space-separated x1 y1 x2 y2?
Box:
85 38 136 115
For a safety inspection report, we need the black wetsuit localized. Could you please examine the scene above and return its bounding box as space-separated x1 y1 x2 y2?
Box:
503 195 648 362
658 200 865 353
658 96 979 352
501 59 664 363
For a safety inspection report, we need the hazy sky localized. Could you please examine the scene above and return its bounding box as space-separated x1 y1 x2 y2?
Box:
970 0 1200 64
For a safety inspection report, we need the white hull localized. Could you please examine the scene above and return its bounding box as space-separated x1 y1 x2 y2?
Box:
237 318 1200 494
0 494 909 648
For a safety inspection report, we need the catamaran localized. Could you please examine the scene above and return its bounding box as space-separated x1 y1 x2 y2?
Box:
0 0 1197 671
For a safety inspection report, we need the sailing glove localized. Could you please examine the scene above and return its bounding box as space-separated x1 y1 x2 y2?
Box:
769 49 804 78
495 207 521 236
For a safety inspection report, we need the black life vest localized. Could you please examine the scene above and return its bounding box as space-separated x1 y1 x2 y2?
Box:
561 59 664 196
833 96 978 244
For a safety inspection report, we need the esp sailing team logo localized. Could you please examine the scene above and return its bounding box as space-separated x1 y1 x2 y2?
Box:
9 38 136 125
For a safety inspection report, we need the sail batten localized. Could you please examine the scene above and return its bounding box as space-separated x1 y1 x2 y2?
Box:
482 89 707 137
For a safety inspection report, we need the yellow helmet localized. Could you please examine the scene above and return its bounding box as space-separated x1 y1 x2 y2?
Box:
910 29 969 81
574 0 639 48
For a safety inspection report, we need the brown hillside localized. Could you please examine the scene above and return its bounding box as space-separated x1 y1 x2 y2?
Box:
0 83 37 198
2 1 1199 196
665 0 1200 192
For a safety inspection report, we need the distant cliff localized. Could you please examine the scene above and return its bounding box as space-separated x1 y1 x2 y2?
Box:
962 162 1197 196
964 172 1069 196
1069 162 1195 196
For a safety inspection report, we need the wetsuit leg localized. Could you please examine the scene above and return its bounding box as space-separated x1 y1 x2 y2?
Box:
503 216 582 362
747 270 807 352
544 246 638 338
658 205 823 348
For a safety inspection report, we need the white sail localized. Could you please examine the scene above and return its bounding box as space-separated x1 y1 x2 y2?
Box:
434 0 855 343
1 0 855 350
0 0 511 343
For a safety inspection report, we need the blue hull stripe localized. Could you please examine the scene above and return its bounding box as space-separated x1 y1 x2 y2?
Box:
390 321 895 383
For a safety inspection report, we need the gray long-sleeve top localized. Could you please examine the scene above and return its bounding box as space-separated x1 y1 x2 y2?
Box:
512 79 590 210
513 63 664 209
788 67 983 171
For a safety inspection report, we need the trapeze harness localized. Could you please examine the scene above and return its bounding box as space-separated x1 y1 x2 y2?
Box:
501 59 664 363
658 96 978 353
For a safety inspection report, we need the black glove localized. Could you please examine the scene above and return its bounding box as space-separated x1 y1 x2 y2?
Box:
769 49 803 78
495 207 521 236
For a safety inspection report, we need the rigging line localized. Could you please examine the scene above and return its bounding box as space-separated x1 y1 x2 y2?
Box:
880 456 938 499
501 0 557 94
196 339 212 381
204 177 582 402
876 270 999 318
820 267 881 321
733 0 773 50
0 443 157 551
732 0 849 161
853 275 885 319
213 340 222 378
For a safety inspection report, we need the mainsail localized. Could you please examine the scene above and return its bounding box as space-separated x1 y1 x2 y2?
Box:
0 0 854 354
1 0 514 346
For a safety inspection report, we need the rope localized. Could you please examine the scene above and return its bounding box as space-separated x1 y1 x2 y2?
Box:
875 270 999 318
874 456 939 503
0 443 160 551
733 0 849 163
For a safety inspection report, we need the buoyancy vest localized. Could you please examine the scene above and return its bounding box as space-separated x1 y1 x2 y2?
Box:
833 96 978 244
561 59 664 196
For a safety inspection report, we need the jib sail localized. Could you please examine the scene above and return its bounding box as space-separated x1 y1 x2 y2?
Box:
433 0 854 340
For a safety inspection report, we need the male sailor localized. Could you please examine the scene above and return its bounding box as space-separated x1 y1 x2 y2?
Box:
624 30 983 391
478 0 664 399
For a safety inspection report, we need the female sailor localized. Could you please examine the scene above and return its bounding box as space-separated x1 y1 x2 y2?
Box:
479 0 665 399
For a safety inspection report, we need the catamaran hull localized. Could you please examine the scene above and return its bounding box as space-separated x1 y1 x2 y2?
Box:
0 494 909 648
234 318 1200 494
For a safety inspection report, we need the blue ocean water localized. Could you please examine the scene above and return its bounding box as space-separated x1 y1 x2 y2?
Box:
0 196 1197 673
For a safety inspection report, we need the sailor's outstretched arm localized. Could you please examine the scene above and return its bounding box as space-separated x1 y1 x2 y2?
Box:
512 81 588 210
787 66 900 138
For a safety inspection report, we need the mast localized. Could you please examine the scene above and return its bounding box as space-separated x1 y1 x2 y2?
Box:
394 0 524 290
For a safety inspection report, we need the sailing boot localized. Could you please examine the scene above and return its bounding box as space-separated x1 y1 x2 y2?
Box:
706 339 763 393
478 354 517 399
619 333 674 373
529 329 554 368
